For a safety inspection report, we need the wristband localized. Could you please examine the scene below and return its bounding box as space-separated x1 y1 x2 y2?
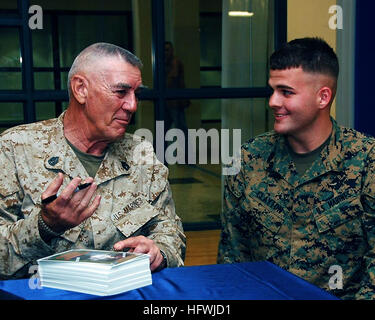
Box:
160 250 168 268
38 212 63 241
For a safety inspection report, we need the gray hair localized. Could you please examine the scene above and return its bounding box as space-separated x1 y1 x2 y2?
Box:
67 42 143 98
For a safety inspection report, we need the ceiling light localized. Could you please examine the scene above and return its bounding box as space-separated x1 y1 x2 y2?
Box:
228 11 254 17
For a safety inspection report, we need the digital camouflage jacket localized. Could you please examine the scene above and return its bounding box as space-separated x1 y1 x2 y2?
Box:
0 113 186 279
218 119 375 300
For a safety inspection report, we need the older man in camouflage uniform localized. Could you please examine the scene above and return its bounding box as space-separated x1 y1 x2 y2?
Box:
218 38 375 300
0 43 185 279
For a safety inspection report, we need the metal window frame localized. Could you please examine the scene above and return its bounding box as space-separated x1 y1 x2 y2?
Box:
0 1 134 125
149 0 286 121
0 0 287 127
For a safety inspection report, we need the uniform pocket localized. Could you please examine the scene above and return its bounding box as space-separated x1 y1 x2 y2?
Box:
111 197 160 238
239 191 287 259
241 190 285 235
313 195 362 233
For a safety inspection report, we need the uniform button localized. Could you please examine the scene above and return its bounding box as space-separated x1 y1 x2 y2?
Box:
121 161 130 170
48 156 59 166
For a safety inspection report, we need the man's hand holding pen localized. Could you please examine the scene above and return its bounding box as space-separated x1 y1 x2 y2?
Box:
40 172 101 234
39 173 165 271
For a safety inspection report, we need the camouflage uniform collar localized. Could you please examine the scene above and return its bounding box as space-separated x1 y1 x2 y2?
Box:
298 118 344 185
44 112 131 184
268 118 343 187
318 118 346 170
43 112 83 178
266 134 299 186
95 142 131 184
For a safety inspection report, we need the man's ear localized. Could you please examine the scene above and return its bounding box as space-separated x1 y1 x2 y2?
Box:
317 86 333 110
70 75 88 104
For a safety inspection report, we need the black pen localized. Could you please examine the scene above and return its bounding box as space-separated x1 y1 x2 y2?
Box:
76 182 92 191
41 182 93 205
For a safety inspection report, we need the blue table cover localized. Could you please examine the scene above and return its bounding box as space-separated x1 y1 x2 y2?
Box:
0 261 337 300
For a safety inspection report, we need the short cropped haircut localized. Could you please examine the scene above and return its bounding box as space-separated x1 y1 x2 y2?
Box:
270 37 339 79
67 42 143 98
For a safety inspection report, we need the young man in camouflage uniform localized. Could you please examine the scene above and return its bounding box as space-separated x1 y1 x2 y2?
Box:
218 38 375 299
0 43 186 279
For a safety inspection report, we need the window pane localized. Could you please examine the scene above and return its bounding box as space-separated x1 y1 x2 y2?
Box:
200 70 221 87
200 14 222 68
169 162 221 228
26 1 152 89
0 0 17 9
165 0 274 89
166 98 222 227
34 72 54 90
58 14 133 68
0 28 21 68
36 102 57 120
201 99 221 121
60 71 68 91
0 27 22 90
0 0 17 16
32 14 53 68
158 97 270 227
221 97 271 143
0 102 24 123
61 101 69 110
221 0 274 88
0 72 22 90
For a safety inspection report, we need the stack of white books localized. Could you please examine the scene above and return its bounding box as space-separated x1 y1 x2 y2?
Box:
37 249 152 296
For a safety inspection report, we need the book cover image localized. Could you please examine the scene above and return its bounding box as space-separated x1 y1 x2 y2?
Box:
42 250 138 265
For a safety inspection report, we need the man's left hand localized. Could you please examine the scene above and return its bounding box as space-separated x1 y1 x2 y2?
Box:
113 236 164 271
